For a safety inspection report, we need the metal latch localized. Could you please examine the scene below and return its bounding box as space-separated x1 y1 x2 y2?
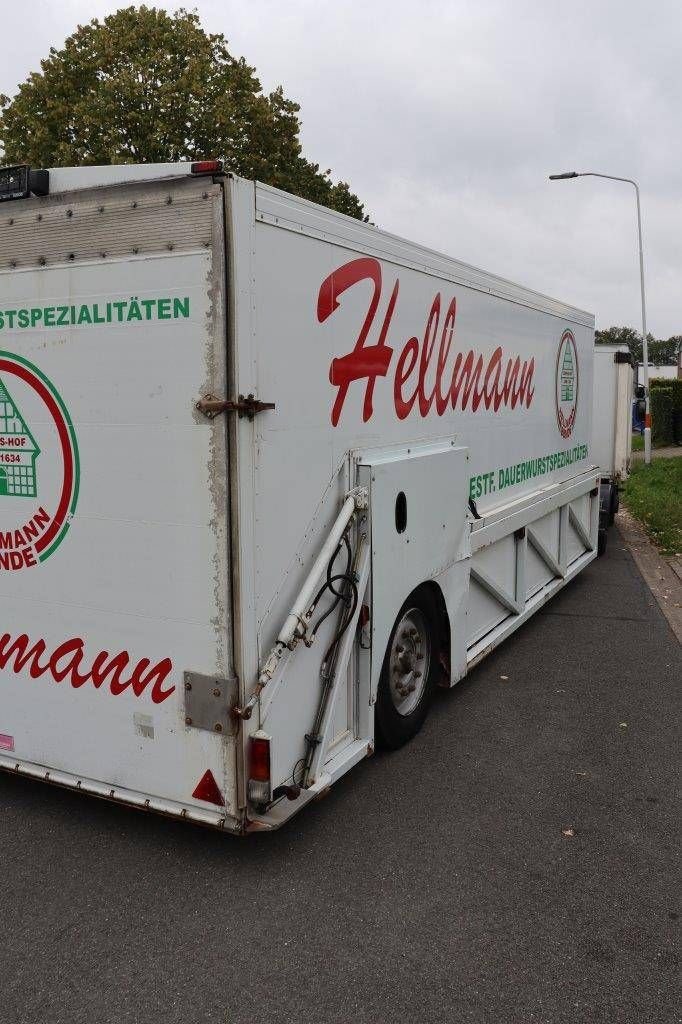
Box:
184 671 239 734
195 393 275 420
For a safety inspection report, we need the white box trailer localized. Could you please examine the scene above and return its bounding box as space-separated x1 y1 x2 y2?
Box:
0 161 600 833
592 344 634 545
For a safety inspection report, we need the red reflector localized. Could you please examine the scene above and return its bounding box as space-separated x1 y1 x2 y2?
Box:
191 160 223 175
249 735 271 782
359 603 370 628
192 769 225 806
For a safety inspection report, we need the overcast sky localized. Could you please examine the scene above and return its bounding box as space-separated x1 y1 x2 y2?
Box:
2 0 680 336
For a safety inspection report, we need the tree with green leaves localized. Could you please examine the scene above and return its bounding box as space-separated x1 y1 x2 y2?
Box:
655 335 682 365
0 6 366 220
594 325 641 354
595 325 681 365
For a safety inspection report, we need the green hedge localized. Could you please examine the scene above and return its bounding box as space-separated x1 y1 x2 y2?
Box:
651 387 674 444
650 376 682 412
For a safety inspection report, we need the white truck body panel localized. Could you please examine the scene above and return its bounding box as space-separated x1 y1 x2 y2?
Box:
0 165 599 832
0 177 239 827
592 345 633 482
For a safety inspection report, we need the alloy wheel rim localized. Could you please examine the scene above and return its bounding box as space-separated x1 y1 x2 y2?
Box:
388 607 430 716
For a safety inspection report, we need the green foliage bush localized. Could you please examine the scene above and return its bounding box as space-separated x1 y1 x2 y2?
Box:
651 387 673 444
650 377 682 412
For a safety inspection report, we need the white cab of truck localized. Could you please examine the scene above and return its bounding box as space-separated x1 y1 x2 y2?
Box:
0 161 601 833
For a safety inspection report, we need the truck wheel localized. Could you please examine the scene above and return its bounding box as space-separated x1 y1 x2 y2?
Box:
375 586 439 749
609 485 619 524
598 528 608 557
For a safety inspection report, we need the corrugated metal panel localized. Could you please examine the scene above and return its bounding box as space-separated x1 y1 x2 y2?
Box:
0 178 219 270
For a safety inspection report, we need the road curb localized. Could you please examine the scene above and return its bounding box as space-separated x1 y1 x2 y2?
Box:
615 508 682 642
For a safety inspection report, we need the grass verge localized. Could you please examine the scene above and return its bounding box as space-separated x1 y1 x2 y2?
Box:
631 433 672 451
622 457 682 555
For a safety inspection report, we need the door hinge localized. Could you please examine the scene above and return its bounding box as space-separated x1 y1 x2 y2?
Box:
195 393 276 420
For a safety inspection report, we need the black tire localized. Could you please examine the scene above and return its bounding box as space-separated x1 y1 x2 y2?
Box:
375 585 440 750
598 527 608 557
610 484 620 523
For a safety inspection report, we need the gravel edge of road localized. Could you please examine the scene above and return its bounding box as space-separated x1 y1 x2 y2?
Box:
615 507 682 642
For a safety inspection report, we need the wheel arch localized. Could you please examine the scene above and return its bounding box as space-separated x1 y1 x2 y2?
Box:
374 579 445 749
417 579 451 686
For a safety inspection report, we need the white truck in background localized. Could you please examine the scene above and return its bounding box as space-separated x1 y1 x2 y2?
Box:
592 344 634 551
0 161 601 833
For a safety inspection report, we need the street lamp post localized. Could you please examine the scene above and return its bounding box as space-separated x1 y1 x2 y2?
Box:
549 171 651 464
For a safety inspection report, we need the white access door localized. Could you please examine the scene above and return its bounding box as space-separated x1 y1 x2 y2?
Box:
358 440 470 696
0 177 239 819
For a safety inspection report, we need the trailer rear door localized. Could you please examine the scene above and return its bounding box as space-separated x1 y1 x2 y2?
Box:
0 176 238 823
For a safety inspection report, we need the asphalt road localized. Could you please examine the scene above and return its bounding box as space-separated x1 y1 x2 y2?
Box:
1 530 679 1024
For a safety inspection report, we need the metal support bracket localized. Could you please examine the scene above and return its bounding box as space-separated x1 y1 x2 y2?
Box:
184 671 239 734
195 393 275 420
231 485 369 723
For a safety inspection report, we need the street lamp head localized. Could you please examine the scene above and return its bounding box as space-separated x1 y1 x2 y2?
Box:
545 165 650 461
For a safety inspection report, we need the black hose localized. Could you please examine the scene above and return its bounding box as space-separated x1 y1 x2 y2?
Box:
320 576 358 666
309 532 352 640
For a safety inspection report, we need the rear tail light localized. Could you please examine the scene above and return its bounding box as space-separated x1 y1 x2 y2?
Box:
247 731 272 808
190 160 223 176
